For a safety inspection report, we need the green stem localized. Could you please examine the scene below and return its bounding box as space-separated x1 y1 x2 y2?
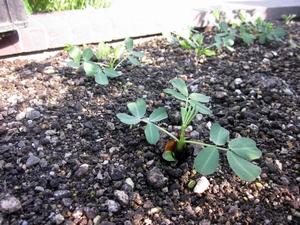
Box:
185 140 229 151
141 119 179 142
205 44 216 49
114 57 126 70
155 125 180 142
114 52 130 70
96 62 108 69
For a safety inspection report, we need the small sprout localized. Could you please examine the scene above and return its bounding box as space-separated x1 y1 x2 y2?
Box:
187 180 197 189
170 28 216 57
281 14 297 24
90 191 95 198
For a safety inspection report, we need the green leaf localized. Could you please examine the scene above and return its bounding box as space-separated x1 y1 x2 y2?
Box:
164 88 186 101
180 40 192 50
162 151 177 161
259 34 267 44
195 48 204 56
228 33 236 41
145 123 160 144
223 36 235 46
98 42 111 54
64 43 73 51
149 108 167 122
267 34 276 41
83 61 99 76
103 46 112 55
214 35 222 43
97 42 111 59
128 56 140 66
225 44 235 52
194 146 219 175
210 123 229 145
189 100 212 115
68 46 81 62
181 107 188 123
203 49 216 56
187 39 197 49
219 21 228 32
127 98 146 119
229 29 237 35
95 52 102 60
273 27 285 37
215 42 222 50
216 32 227 37
228 138 262 160
213 10 220 20
125 37 133 51
132 51 145 58
240 24 246 34
82 48 94 61
95 71 108 85
242 33 256 44
194 34 204 45
103 68 119 78
114 45 125 60
171 78 188 97
116 113 141 125
189 93 210 103
98 42 105 51
227 151 261 181
66 61 80 68
214 36 222 50
257 25 265 33
255 17 263 26
239 10 247 21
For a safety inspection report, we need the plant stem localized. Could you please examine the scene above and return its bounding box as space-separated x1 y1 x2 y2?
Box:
141 119 179 142
114 53 129 70
185 140 229 151
155 125 179 141
114 57 126 70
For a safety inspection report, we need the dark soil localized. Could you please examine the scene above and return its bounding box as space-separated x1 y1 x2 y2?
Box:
0 20 300 225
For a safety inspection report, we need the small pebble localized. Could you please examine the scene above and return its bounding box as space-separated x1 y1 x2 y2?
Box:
26 155 40 167
0 196 22 213
193 176 210 194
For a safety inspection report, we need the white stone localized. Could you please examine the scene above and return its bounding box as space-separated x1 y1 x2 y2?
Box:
0 196 22 213
105 199 120 216
262 58 270 64
234 78 243 85
45 130 56 135
193 176 210 194
125 177 134 189
15 112 26 121
52 214 64 224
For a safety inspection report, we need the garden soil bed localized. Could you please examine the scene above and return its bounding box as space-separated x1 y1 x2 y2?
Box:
0 20 300 225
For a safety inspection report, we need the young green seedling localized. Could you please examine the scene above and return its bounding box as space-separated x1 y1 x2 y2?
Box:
170 28 216 56
281 14 297 24
212 10 286 51
66 38 144 85
117 78 262 181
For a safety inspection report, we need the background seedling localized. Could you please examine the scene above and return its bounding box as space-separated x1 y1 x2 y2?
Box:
212 10 286 51
170 28 216 56
66 38 144 85
281 14 297 24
